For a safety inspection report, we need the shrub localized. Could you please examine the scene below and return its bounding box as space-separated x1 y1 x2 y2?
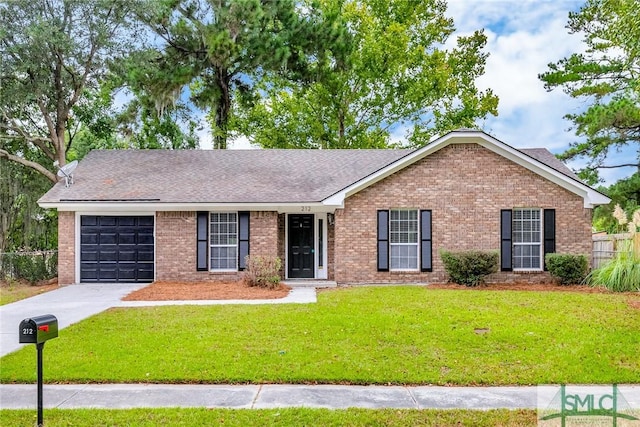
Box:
544 253 589 285
586 238 640 292
440 250 499 287
243 255 282 289
0 251 57 284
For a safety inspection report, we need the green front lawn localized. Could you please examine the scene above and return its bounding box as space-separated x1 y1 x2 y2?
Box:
0 408 537 427
1 287 638 385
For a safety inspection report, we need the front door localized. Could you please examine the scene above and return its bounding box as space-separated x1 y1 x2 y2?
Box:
288 214 314 278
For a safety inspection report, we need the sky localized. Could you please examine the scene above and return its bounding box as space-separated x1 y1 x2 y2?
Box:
211 0 636 186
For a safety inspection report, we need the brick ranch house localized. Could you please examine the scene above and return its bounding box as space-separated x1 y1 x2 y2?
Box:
39 129 610 285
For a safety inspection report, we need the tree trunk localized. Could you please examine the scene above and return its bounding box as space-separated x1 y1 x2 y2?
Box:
213 68 231 150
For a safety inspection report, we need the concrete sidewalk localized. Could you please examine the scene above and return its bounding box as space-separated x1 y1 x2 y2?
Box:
0 284 316 357
2 384 639 410
0 384 539 410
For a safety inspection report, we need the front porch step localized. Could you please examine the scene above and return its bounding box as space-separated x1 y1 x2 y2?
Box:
284 280 337 288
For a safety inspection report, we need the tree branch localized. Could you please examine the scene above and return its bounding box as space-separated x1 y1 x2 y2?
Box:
0 149 57 183
593 163 640 169
0 112 56 160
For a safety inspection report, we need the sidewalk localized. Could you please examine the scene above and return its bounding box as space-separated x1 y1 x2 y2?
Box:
2 384 639 410
0 384 540 410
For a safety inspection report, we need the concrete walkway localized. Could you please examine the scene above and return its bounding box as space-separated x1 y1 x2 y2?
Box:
2 384 639 410
0 284 316 357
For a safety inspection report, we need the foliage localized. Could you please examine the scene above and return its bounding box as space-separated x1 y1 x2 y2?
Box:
544 253 589 285
0 0 140 181
2 287 638 385
130 0 340 149
0 155 57 254
592 173 640 232
440 250 499 287
243 256 282 289
0 251 57 284
0 408 537 427
236 0 498 149
587 244 640 292
539 0 640 182
588 206 640 291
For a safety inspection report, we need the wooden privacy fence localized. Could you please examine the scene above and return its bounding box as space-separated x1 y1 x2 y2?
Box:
592 233 640 268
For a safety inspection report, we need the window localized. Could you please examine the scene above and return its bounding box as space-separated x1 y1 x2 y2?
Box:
512 208 542 270
210 212 237 271
390 209 419 270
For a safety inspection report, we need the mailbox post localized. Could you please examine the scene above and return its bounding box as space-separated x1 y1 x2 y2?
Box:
19 314 58 427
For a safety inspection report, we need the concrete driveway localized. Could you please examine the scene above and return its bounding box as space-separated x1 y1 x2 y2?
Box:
0 283 147 357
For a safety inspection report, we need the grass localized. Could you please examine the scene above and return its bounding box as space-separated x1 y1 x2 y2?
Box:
0 408 537 426
0 280 56 306
1 287 639 385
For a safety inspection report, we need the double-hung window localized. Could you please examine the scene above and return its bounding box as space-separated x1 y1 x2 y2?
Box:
390 209 419 270
210 212 238 271
512 208 542 270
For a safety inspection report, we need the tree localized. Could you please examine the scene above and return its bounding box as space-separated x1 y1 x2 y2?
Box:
234 0 498 149
0 0 139 182
133 0 342 149
593 172 640 232
0 147 57 254
539 0 640 183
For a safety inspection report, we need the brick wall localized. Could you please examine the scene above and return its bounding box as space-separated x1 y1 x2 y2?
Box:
57 211 75 285
333 143 593 284
155 211 280 282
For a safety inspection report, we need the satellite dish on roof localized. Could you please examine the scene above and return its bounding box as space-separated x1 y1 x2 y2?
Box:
55 160 78 187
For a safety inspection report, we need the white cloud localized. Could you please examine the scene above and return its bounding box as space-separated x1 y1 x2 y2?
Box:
440 1 638 184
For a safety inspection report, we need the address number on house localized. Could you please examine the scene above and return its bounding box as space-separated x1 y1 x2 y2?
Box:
300 206 311 212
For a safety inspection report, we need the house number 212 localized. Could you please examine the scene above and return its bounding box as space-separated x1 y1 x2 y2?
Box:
300 206 311 212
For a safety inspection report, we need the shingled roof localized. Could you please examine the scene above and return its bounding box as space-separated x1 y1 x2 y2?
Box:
38 132 586 206
520 148 578 179
39 149 413 204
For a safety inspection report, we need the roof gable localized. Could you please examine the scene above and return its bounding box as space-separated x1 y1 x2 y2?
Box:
323 130 610 209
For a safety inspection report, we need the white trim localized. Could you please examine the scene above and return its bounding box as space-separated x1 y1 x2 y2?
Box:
389 208 420 272
208 211 239 272
42 202 341 213
316 213 328 279
75 212 157 284
512 208 543 272
323 130 611 209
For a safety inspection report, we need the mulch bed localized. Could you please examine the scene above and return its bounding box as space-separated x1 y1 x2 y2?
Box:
122 280 291 301
425 282 612 293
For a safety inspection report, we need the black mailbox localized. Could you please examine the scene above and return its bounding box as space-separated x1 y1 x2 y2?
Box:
19 314 58 344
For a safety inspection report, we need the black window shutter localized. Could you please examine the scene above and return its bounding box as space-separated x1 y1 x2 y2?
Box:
196 212 208 271
420 210 432 272
500 209 512 271
238 211 250 270
377 210 389 271
543 209 556 270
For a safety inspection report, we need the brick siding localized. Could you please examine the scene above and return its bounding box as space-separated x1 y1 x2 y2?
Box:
155 210 280 282
333 143 592 284
62 144 593 286
57 211 75 285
